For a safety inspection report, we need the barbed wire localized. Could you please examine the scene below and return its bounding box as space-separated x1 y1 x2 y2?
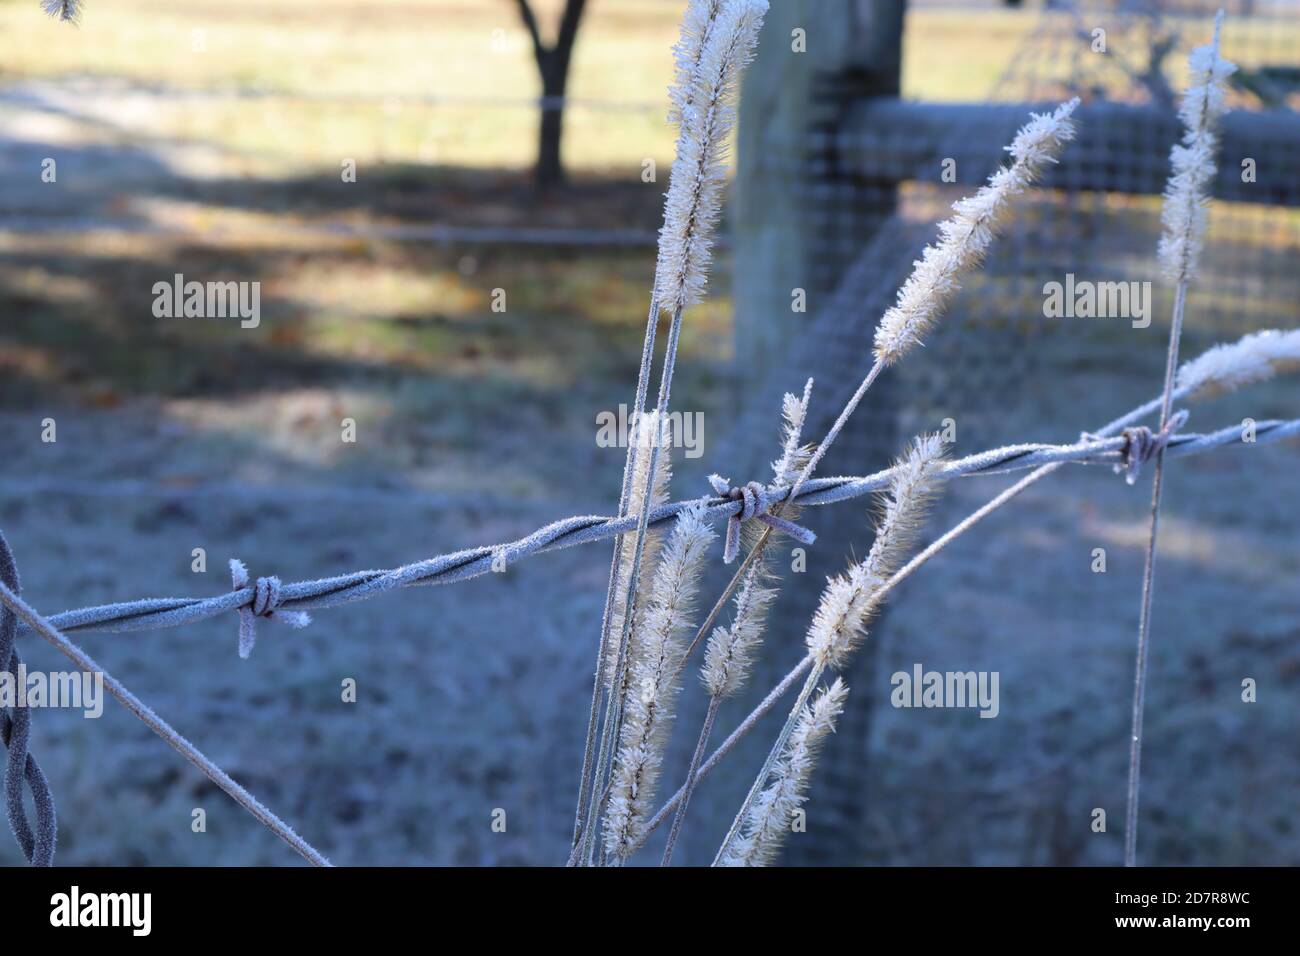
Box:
28 416 1297 642
0 535 56 866
0 540 331 868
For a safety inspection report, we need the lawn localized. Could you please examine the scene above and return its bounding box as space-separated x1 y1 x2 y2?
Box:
0 0 1047 176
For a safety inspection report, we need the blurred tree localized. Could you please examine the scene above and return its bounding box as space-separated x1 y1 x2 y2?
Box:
513 0 589 188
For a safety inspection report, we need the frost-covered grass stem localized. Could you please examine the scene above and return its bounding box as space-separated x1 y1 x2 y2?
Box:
603 507 715 862
697 100 1079 676
570 293 661 859
1126 10 1233 868
576 0 767 866
717 679 848 866
714 435 945 865
662 562 775 864
711 660 824 865
639 655 812 848
660 695 718 866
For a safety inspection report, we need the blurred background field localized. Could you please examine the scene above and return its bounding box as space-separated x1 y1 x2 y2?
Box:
0 0 1297 866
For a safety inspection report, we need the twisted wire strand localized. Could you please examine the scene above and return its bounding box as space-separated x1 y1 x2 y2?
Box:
0 532 57 865
0 574 331 867
28 417 1297 640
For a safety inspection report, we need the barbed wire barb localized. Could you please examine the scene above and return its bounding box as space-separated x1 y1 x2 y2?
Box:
0 574 331 867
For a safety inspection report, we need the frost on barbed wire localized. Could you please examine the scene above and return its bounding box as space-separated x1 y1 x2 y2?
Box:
1157 15 1236 286
806 434 946 669
1176 328 1300 397
698 381 813 697
0 532 57 867
872 99 1079 367
21 329 1300 644
603 506 715 862
654 0 767 316
603 412 674 690
710 377 817 564
717 678 848 867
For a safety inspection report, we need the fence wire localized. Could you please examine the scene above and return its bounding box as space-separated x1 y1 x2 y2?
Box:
22 418 1293 641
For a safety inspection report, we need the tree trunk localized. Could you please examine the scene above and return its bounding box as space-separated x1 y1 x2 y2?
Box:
537 56 568 188
515 0 587 190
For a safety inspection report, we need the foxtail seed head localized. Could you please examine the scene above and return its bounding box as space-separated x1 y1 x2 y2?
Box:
654 0 768 316
805 434 946 669
604 505 715 860
1157 11 1236 285
872 99 1078 366
717 678 848 866
1176 328 1300 398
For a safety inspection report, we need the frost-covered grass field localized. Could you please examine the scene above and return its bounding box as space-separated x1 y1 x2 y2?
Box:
1 335 1296 866
1 0 1297 866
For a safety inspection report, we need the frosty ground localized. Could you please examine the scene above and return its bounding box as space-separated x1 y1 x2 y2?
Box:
3 324 1295 866
1 0 1296 866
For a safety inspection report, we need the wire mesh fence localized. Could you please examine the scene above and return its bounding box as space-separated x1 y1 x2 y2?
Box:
699 0 1300 864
